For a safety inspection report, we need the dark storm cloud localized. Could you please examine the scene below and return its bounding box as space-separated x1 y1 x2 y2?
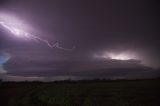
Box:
1 1 159 50
0 0 159 80
0 0 6 6
5 57 159 79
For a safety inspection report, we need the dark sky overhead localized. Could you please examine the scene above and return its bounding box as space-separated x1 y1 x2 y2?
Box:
0 0 159 81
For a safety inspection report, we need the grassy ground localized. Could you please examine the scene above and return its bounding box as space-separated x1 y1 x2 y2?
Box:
0 80 160 106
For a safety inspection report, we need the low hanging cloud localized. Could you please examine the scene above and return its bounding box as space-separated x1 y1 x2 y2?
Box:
2 75 45 81
0 51 11 74
0 65 7 74
4 55 160 80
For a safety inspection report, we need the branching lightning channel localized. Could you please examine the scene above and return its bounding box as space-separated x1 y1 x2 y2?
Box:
0 21 75 51
31 35 75 50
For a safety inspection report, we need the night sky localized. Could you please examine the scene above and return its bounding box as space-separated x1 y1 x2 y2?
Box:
0 0 159 81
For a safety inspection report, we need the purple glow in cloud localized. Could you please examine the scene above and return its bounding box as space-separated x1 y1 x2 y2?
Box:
0 13 75 50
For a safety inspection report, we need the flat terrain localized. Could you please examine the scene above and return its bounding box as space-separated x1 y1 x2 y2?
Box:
0 80 160 106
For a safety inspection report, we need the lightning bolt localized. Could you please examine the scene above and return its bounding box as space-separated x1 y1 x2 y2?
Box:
0 21 75 51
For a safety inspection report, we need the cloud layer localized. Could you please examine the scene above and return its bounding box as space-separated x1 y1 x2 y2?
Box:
0 0 159 81
0 51 10 74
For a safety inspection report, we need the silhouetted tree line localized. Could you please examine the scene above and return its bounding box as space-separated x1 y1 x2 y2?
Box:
0 78 160 85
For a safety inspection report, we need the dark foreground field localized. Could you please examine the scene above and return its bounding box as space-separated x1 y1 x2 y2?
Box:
0 80 160 106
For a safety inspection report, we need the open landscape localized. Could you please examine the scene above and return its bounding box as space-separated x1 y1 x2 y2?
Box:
0 79 160 106
0 0 159 106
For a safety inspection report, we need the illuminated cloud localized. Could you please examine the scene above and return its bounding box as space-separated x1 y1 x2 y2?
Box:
0 51 11 74
0 12 75 50
94 51 138 60
0 0 159 81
